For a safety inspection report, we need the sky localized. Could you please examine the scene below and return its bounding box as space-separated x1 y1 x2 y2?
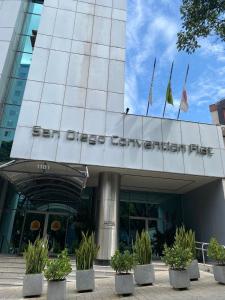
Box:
125 0 225 124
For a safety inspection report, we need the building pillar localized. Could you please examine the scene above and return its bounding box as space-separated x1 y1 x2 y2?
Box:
96 172 120 264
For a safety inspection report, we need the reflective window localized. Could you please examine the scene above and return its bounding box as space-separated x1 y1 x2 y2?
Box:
0 1 43 161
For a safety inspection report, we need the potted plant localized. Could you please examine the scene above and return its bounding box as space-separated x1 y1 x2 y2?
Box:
111 250 134 295
162 243 192 289
133 230 155 285
23 238 48 297
75 232 99 292
175 226 200 280
44 249 72 300
207 237 225 284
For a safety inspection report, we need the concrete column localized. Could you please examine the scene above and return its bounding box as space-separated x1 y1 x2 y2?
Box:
96 172 120 264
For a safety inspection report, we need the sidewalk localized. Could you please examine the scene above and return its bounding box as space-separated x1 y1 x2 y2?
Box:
1 270 225 300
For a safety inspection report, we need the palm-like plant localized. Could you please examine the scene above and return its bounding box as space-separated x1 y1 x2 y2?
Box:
133 231 152 265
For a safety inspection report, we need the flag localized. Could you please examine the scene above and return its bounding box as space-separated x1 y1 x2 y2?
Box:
146 58 156 116
166 80 173 105
180 86 188 112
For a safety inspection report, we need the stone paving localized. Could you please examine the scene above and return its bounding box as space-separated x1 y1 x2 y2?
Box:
1 270 225 300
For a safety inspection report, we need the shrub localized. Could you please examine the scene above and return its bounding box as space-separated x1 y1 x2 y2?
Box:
44 249 72 281
75 232 99 270
162 243 193 270
111 250 134 274
24 238 48 274
207 238 225 265
175 226 196 260
133 230 152 265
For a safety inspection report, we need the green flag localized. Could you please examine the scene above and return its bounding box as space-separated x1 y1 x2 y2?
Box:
166 80 173 105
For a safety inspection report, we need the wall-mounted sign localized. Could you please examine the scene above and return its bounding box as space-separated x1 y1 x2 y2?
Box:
30 220 41 231
32 126 214 156
51 221 61 232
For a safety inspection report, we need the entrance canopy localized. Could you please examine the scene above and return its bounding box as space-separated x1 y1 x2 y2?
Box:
0 160 89 204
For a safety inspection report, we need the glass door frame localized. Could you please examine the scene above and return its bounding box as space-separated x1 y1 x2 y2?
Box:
129 216 158 231
19 210 69 252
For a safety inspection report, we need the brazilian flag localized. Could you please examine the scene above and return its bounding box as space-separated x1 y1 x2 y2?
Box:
166 80 173 105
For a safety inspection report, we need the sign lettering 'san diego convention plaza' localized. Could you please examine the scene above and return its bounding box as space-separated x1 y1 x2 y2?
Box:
32 126 213 156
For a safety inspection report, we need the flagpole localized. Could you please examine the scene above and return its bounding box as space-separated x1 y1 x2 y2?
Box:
146 58 157 116
163 61 174 118
177 64 190 120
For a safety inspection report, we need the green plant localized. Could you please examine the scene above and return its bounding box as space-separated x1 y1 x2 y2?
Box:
162 243 193 270
24 238 48 274
208 238 225 265
111 250 134 274
175 226 196 260
44 249 72 281
75 232 99 270
133 230 152 265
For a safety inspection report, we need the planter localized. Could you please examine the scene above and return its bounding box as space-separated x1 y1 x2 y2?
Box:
169 269 190 289
188 259 200 281
115 273 134 295
23 273 43 297
134 264 155 285
47 279 66 300
213 265 225 284
76 269 95 292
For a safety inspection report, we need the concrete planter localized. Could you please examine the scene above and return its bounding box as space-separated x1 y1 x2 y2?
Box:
134 264 155 285
76 269 95 292
188 259 200 281
23 273 43 297
47 279 66 300
115 273 134 295
169 269 190 289
213 265 225 284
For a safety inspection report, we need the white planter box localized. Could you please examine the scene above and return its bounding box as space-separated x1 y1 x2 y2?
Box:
169 269 190 289
134 264 155 285
188 259 200 281
23 273 43 297
76 269 95 292
213 265 225 284
47 279 66 300
115 274 134 295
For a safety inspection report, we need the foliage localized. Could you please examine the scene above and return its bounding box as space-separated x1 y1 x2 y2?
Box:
207 237 225 265
133 231 152 265
44 249 72 281
111 250 134 274
162 243 193 270
175 226 196 259
24 238 48 274
75 232 99 270
177 0 225 53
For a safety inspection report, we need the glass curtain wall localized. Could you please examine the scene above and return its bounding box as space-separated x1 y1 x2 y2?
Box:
0 1 43 161
119 190 183 256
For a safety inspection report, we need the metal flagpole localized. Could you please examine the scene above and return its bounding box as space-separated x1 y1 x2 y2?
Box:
163 61 174 118
146 58 157 116
177 64 190 120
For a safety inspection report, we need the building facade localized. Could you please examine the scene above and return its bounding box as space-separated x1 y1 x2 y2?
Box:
1 0 225 263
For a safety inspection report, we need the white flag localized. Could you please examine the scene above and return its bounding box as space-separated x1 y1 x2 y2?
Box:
180 87 188 112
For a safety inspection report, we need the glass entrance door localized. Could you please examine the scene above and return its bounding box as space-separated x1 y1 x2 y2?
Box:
20 212 45 251
129 217 159 255
20 211 68 253
129 218 146 245
47 214 68 254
